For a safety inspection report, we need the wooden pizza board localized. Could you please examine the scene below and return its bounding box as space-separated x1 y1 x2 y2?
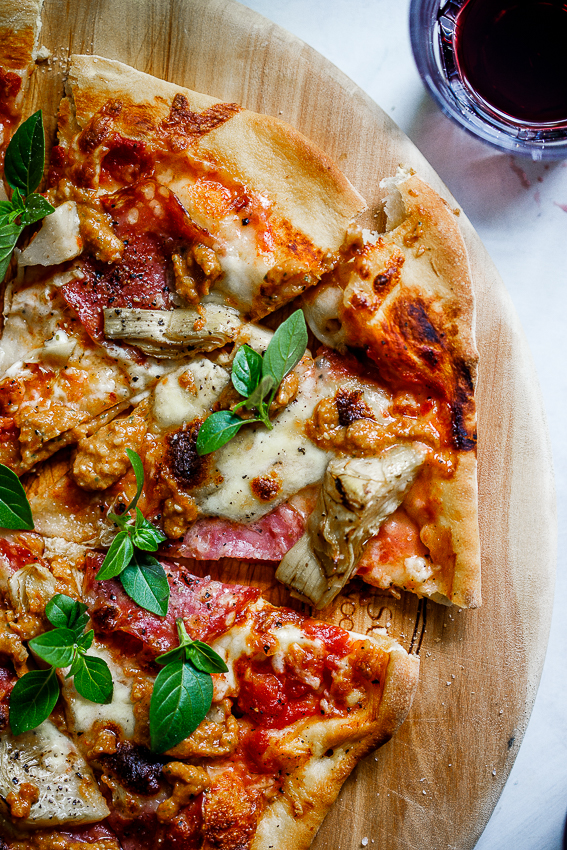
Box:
25 1 556 848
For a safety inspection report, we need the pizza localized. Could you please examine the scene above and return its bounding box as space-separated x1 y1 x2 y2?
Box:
0 30 480 850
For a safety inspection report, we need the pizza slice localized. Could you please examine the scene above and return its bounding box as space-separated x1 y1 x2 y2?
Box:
0 534 419 850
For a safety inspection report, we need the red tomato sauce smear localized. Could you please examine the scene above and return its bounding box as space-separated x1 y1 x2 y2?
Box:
234 617 355 730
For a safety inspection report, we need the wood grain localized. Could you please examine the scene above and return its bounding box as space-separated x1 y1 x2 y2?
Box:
25 1 556 848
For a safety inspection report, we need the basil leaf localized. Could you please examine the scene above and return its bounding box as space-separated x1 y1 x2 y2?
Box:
29 628 77 668
126 448 145 512
9 668 59 735
196 410 246 456
45 594 88 635
10 187 25 211
131 508 166 551
0 463 34 530
155 645 186 667
108 510 131 532
79 628 95 652
0 221 23 281
120 553 170 617
245 374 275 411
149 659 212 753
231 344 263 397
67 653 84 679
0 201 13 217
262 309 308 388
20 193 54 226
186 641 228 674
73 654 113 704
96 531 134 580
4 110 45 197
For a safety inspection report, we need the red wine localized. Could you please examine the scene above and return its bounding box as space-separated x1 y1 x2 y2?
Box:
454 0 567 124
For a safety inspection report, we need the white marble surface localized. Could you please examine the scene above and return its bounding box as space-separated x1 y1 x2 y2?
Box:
239 2 567 848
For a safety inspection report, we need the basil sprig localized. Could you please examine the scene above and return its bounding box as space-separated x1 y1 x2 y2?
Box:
196 309 308 455
149 618 228 753
0 463 34 530
9 594 113 736
96 449 169 617
0 111 55 280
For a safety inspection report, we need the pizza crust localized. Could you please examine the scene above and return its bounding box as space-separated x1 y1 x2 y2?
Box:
252 634 419 850
0 0 43 71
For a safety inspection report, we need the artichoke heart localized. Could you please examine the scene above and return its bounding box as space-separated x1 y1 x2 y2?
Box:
276 444 427 608
103 304 242 358
0 720 109 828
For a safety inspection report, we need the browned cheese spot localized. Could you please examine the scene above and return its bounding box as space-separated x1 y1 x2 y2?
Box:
250 470 282 502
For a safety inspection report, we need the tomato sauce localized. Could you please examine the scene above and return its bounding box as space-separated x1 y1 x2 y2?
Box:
236 658 320 729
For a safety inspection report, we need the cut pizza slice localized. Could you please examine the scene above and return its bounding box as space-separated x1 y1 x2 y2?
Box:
0 537 419 850
48 53 366 319
300 169 481 607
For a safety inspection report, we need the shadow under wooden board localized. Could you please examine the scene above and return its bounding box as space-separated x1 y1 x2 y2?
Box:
25 0 556 848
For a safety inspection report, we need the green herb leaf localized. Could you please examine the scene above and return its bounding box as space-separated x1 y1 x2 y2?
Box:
0 221 23 281
186 641 228 674
79 628 95 652
4 111 45 197
262 309 308 389
11 186 25 211
131 508 167 551
73 654 113 704
96 531 134 581
155 645 186 667
196 410 247 456
20 193 55 226
149 659 213 753
45 594 88 635
107 510 131 532
0 201 13 218
120 553 170 617
126 448 145 512
231 344 263 397
0 463 34 530
29 627 77 668
9 668 59 736
67 653 84 679
244 375 274 420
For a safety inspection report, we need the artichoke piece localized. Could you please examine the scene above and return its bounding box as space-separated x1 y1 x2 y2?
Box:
276 444 427 608
103 304 242 358
0 720 109 828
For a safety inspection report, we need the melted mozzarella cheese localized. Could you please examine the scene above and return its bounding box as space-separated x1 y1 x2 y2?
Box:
61 643 136 739
19 201 83 267
153 358 229 430
272 624 322 655
42 329 77 365
0 281 64 373
214 243 271 312
0 720 108 827
196 357 392 523
211 621 255 700
197 368 331 523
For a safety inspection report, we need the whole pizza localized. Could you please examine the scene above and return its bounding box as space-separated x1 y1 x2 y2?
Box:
0 4 480 849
